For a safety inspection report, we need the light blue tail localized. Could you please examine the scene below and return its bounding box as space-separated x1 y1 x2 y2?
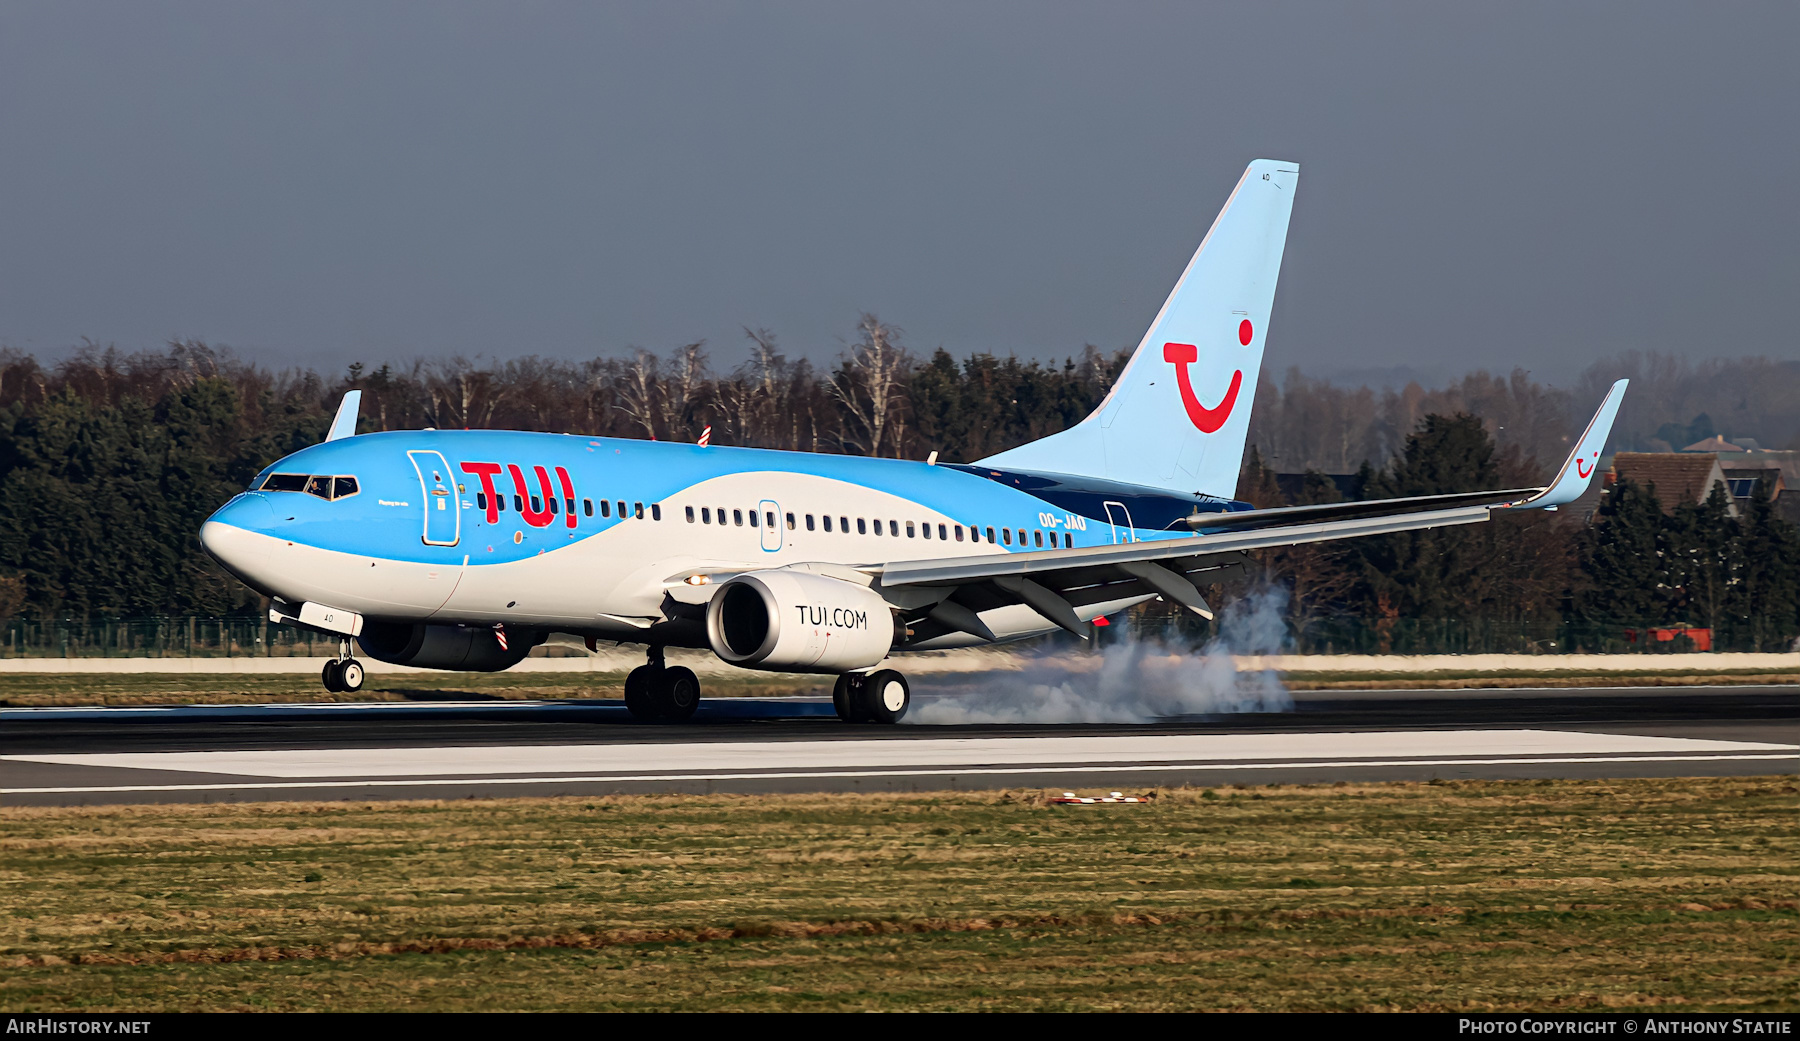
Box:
979 159 1299 498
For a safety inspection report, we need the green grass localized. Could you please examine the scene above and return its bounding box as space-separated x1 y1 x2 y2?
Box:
3 778 1797 1011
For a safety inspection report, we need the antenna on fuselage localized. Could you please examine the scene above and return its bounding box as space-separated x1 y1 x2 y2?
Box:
325 390 362 442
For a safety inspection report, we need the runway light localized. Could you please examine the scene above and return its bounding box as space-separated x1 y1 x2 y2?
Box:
1050 791 1153 805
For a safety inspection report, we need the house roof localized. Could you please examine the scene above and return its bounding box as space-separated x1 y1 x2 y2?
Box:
1681 435 1747 453
1611 452 1736 515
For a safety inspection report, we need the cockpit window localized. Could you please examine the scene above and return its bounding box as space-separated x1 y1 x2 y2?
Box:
260 473 308 492
259 473 360 501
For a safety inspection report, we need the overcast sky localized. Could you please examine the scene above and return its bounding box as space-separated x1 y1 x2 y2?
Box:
2 1 1795 386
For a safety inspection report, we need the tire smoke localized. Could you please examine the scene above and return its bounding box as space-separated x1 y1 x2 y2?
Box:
905 583 1295 724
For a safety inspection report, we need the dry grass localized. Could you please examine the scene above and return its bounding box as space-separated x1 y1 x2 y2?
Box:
2 778 1797 1010
1284 670 1800 690
3 668 1792 708
0 670 825 707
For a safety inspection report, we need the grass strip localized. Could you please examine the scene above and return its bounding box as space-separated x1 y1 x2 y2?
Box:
3 669 1795 707
2 778 1797 1010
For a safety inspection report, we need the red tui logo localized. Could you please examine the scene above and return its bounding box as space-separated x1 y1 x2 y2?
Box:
1576 455 1596 479
1163 320 1254 433
1163 344 1241 433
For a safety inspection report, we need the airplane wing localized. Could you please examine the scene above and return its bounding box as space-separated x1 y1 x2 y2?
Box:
872 379 1627 638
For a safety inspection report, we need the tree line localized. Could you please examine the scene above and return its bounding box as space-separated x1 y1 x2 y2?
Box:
1234 414 1800 653
0 329 1795 650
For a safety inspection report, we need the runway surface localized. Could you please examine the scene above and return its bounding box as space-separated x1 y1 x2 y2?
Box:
4 685 1797 805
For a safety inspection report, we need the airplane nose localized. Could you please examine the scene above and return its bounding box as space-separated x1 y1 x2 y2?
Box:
200 495 277 579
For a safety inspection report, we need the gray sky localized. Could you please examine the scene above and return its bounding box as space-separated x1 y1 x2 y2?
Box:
2 1 1795 386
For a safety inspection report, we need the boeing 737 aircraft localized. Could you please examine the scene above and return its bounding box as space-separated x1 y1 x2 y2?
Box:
200 159 1627 724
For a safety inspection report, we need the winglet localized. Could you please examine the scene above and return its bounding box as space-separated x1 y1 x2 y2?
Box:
1510 379 1628 509
326 390 362 442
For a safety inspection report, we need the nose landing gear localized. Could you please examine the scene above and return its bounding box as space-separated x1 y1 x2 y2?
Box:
624 646 701 723
833 669 909 724
321 637 365 694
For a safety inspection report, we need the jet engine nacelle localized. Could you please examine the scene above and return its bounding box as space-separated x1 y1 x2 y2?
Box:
705 570 899 673
357 621 543 672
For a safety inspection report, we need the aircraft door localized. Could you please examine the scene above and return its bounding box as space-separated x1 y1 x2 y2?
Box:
407 450 461 547
1103 500 1136 544
759 499 782 552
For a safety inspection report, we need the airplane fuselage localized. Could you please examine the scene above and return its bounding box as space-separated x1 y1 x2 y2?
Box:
201 429 1226 651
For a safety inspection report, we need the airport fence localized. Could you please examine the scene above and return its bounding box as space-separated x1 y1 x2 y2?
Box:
0 614 1772 659
0 617 345 659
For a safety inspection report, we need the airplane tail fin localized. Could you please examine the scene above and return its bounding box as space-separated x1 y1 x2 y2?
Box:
977 159 1299 498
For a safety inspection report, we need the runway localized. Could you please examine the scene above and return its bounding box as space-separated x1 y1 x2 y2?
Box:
4 686 1797 805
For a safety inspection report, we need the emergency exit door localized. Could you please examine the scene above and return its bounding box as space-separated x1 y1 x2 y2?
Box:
408 450 461 546
759 499 782 552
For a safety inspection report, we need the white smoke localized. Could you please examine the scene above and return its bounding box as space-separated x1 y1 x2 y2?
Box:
905 583 1295 724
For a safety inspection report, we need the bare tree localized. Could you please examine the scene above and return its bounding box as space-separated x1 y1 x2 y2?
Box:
829 313 910 457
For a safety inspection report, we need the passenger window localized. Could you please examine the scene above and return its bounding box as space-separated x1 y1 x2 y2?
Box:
477 492 487 510
786 512 796 530
733 509 744 526
822 516 832 532
547 497 557 514
1033 530 1043 547
872 519 882 536
986 527 997 544
766 511 776 528
701 507 711 524
685 506 695 523
1018 529 1027 545
806 514 815 531
889 520 899 537
652 504 662 521
716 506 726 525
531 496 542 512
260 473 308 492
954 525 963 542
514 495 524 512
1064 532 1073 548
905 521 915 538
840 516 849 532
617 500 627 518
599 500 610 518
1002 528 1012 545
857 518 867 534
635 502 645 519
334 476 359 499
304 476 332 499
921 522 931 539
565 497 575 515
583 499 593 517
938 524 947 540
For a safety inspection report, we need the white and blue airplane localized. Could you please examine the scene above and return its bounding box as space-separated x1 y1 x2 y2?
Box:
200 160 1627 724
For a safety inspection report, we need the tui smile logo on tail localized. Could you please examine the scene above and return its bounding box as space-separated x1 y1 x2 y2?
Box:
1576 453 1597 479
1162 320 1253 433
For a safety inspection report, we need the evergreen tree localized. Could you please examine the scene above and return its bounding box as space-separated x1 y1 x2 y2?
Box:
1576 479 1670 627
1666 483 1738 631
1725 479 1800 651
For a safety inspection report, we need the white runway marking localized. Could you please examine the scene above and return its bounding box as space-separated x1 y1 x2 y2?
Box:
5 729 1794 782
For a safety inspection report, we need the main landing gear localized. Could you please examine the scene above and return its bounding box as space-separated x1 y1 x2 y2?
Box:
833 669 910 725
321 637 365 694
624 646 700 723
